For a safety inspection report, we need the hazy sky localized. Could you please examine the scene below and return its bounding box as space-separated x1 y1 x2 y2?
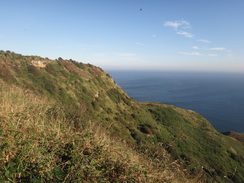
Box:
1 0 244 72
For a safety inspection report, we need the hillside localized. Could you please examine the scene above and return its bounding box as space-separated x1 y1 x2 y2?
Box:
0 50 244 182
223 131 244 144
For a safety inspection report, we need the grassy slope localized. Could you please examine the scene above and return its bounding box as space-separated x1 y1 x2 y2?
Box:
223 131 244 144
0 51 244 182
1 84 187 182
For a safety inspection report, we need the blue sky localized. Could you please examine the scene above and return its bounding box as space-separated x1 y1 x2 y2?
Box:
1 0 244 72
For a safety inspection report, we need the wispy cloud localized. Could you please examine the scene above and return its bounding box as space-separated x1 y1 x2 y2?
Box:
208 47 226 51
179 52 202 56
164 20 193 38
135 42 144 46
164 20 226 56
177 31 194 38
179 52 219 57
207 53 218 57
164 20 190 29
198 39 211 43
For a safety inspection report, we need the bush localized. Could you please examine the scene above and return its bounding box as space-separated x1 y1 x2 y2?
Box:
0 66 15 83
45 64 56 76
27 65 42 77
107 89 122 103
92 101 100 111
42 76 57 95
82 87 87 94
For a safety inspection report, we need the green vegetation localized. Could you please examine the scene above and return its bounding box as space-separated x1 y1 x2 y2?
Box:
0 50 244 182
0 82 185 183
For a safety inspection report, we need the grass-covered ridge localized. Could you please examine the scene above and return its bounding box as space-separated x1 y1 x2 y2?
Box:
0 50 244 182
0 84 187 182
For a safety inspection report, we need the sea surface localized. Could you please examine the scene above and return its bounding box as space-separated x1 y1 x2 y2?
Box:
108 70 244 133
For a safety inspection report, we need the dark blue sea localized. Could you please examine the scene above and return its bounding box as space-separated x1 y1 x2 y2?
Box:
108 70 244 133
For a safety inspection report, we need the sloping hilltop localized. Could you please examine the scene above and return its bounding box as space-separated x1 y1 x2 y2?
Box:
0 51 244 182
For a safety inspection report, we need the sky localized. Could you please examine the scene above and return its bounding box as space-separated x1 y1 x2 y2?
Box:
1 0 244 72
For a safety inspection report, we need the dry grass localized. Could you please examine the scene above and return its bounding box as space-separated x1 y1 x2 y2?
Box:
88 121 191 182
0 83 194 182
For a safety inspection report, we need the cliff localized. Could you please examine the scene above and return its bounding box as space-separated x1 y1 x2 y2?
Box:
0 51 244 182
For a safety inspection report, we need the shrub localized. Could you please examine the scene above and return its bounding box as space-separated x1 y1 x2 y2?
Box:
27 65 42 77
107 89 122 103
45 63 56 76
0 66 15 83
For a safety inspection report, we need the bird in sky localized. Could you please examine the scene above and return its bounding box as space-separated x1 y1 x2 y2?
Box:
140 8 142 11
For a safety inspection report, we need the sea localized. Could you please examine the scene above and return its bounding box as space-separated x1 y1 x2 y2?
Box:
108 70 244 133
